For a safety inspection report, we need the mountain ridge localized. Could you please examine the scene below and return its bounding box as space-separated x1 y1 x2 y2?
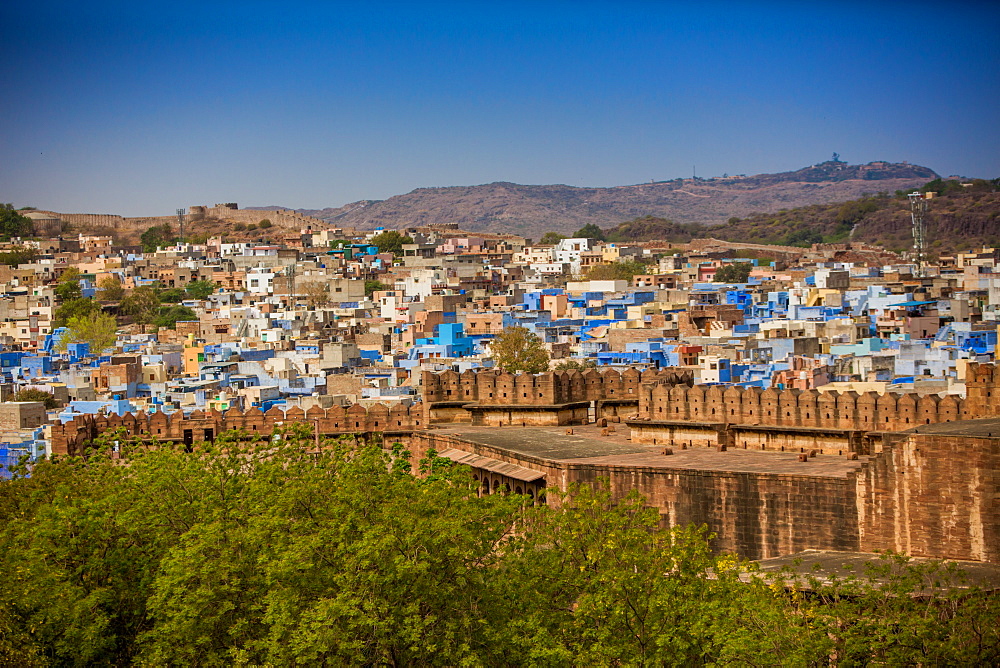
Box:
247 160 939 236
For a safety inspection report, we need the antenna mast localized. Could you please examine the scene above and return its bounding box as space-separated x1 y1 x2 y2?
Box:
907 192 928 277
176 208 185 246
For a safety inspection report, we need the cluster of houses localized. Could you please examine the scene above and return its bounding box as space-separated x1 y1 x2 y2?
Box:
0 212 998 474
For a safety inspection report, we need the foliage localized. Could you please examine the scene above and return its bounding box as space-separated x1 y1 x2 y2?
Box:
154 305 197 330
553 358 598 371
246 223 258 231
489 325 550 373
0 428 995 665
714 262 753 283
539 231 567 245
120 286 161 328
0 203 33 238
53 297 101 328
364 279 386 296
139 224 175 253
585 258 651 281
573 223 606 241
54 267 83 301
0 245 38 267
370 230 413 256
258 219 272 229
58 311 118 354
157 287 186 304
95 276 125 301
10 388 59 409
232 222 247 231
185 279 217 300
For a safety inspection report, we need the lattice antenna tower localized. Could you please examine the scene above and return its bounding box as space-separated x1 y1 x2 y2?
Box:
907 192 928 277
176 208 185 245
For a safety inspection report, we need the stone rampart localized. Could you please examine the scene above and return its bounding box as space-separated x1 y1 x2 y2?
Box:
50 403 422 456
638 383 966 432
422 367 692 408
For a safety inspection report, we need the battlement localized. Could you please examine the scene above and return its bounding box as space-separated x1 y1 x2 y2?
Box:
421 367 693 407
50 403 423 456
638 383 969 432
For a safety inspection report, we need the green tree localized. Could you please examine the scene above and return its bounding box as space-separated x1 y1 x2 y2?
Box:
585 258 651 281
120 286 161 330
53 297 100 328
54 267 83 301
0 204 33 238
553 358 597 371
58 311 118 354
158 287 186 303
10 388 59 409
258 219 272 229
0 246 37 267
364 279 386 296
95 276 125 301
184 279 217 300
140 224 175 253
370 230 413 256
489 326 550 373
539 231 567 245
154 306 197 330
573 223 606 241
714 262 753 283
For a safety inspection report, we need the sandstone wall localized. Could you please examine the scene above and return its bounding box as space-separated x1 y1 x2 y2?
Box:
50 403 422 456
857 429 1000 562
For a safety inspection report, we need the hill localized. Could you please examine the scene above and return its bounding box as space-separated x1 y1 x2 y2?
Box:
602 177 1000 253
250 160 938 237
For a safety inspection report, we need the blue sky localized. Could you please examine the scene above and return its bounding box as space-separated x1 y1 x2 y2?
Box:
2 1 998 216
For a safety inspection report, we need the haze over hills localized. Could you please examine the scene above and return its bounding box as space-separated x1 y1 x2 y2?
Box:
251 160 938 237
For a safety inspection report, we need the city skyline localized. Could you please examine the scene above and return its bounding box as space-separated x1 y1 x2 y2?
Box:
2 1 998 216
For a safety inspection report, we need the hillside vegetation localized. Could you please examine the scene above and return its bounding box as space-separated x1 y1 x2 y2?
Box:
259 161 936 236
601 177 1000 252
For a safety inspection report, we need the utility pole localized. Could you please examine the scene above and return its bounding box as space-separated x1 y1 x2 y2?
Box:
908 192 928 277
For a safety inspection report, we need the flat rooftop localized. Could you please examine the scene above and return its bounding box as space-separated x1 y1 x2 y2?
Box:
431 423 869 478
910 417 1000 438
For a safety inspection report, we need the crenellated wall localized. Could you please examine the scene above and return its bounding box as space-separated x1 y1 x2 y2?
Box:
422 367 692 407
638 382 966 432
50 403 423 456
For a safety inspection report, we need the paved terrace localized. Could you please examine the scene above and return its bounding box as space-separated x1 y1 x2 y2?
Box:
431 423 870 478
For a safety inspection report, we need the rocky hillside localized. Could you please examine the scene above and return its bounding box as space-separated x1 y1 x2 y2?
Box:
252 160 937 237
603 178 1000 253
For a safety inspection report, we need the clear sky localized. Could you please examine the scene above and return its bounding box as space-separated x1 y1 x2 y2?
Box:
2 1 998 216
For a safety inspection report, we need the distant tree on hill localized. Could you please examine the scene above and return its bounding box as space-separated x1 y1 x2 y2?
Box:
573 223 606 241
0 204 33 239
714 263 753 283
370 230 413 256
489 326 550 374
140 224 175 253
258 219 272 229
539 232 567 245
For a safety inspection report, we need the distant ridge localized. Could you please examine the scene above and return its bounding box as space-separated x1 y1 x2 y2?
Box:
248 160 938 236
